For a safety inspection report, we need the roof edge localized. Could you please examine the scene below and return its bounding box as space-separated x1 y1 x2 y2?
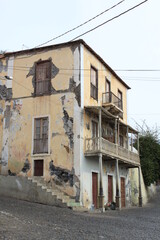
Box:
2 39 130 89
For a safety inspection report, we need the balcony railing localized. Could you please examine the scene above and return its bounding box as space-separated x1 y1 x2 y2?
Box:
85 137 140 165
102 92 123 111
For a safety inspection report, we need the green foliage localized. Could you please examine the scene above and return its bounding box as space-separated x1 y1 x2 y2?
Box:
136 128 160 186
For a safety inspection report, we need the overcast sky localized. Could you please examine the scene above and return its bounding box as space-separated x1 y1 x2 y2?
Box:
1 0 160 131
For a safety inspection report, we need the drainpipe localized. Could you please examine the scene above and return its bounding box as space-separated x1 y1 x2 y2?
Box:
115 118 118 155
115 159 120 208
137 133 140 154
98 108 104 210
138 166 142 207
126 126 129 150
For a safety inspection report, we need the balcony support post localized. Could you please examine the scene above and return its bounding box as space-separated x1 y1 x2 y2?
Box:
131 133 133 151
117 121 120 145
127 126 129 150
115 159 120 208
98 108 104 210
98 153 104 210
137 133 140 154
99 108 102 151
115 119 118 144
138 166 142 207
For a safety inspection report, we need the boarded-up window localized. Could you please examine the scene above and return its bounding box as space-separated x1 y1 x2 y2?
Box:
90 66 98 100
33 117 48 154
35 61 51 95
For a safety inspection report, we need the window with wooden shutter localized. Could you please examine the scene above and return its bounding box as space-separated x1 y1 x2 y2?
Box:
33 117 48 154
90 66 98 100
35 61 51 95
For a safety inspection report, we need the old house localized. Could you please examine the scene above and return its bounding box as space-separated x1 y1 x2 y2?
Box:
0 40 142 209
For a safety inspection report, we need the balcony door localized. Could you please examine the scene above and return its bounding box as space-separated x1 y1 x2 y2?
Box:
92 120 98 138
105 79 111 103
92 121 98 150
106 79 111 93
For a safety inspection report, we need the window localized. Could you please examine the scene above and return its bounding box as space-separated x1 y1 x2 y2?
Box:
90 66 98 100
33 117 49 154
118 89 123 110
106 79 111 92
35 61 51 95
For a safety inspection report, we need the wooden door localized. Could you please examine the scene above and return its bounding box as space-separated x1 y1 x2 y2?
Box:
121 177 125 208
92 172 98 208
108 175 113 203
34 160 43 176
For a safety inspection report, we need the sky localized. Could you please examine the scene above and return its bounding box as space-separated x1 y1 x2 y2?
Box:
1 0 160 132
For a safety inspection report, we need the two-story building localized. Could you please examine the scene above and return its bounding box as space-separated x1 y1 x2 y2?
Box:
0 40 142 209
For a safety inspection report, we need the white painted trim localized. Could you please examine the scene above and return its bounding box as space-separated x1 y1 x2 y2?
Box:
80 44 84 108
7 57 14 89
31 153 51 157
31 114 50 156
80 44 84 205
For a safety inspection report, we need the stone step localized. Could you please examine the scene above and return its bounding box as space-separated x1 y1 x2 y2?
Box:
62 197 75 204
67 202 81 207
27 177 85 210
72 206 88 212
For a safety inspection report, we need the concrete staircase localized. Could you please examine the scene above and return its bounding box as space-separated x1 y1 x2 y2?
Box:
28 177 86 211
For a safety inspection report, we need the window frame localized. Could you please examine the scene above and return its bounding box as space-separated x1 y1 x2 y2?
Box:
90 65 98 101
105 78 111 93
35 60 51 96
33 116 49 154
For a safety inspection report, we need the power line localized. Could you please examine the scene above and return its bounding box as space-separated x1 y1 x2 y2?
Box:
1 64 160 72
70 0 148 41
1 76 159 117
116 69 160 72
35 0 125 48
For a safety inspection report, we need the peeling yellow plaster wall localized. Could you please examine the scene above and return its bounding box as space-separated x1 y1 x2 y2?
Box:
83 46 128 124
7 46 75 179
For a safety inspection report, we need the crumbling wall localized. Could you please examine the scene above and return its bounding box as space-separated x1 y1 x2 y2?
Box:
0 44 82 201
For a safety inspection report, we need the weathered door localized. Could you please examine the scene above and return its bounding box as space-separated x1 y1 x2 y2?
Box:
108 175 113 203
34 160 43 176
92 172 98 208
121 177 125 208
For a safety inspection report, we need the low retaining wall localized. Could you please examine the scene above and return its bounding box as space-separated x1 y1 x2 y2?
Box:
0 175 65 207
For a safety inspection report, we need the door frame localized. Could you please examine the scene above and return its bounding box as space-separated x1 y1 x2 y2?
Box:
107 174 113 203
120 176 126 208
92 171 99 209
33 159 44 177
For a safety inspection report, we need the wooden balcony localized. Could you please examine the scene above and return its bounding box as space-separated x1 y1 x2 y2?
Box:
85 137 140 166
102 92 123 116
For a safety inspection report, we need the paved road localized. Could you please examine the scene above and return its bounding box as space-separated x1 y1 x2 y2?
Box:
0 188 160 240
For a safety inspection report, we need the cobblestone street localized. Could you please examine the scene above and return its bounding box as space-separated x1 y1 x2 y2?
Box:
0 188 160 240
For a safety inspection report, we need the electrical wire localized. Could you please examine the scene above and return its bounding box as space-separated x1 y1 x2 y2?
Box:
1 64 160 73
1 76 160 117
35 0 125 48
70 0 148 41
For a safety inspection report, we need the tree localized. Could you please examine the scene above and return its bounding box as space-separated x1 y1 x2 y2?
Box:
135 122 160 186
